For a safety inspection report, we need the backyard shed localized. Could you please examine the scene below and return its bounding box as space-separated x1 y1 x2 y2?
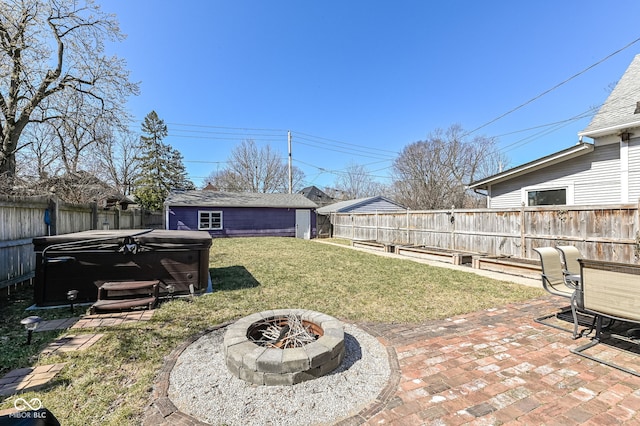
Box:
165 190 318 238
32 229 212 307
317 196 406 238
317 196 406 215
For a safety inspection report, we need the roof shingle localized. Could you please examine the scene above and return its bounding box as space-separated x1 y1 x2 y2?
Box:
165 190 318 208
580 54 640 137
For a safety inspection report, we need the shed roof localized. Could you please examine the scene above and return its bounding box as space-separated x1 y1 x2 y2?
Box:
317 196 406 214
165 190 318 209
580 54 640 138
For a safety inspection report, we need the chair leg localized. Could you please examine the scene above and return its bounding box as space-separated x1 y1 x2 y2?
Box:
570 291 579 339
570 316 640 377
534 305 576 334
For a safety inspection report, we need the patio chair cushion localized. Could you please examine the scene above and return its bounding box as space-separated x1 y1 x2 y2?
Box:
556 245 582 276
579 259 640 322
533 247 572 298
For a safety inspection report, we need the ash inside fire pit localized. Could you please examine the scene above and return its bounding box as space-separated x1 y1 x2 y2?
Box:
223 309 345 386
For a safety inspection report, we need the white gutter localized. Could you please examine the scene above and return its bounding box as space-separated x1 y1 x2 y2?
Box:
578 120 640 138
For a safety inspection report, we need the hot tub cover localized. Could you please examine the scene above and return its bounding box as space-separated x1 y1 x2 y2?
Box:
33 229 212 306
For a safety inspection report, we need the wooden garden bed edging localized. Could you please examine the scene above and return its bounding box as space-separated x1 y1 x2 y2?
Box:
472 255 541 279
351 240 395 253
395 245 474 266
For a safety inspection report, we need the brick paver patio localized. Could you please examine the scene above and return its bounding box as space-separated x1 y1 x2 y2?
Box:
146 297 640 425
356 298 640 425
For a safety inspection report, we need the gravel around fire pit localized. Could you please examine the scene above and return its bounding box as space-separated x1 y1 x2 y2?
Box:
168 322 391 426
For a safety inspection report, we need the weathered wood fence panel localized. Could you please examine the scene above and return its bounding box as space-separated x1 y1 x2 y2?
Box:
0 195 163 290
0 196 49 289
328 203 640 264
57 201 95 235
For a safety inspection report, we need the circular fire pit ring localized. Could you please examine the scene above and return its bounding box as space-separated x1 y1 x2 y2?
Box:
223 309 345 386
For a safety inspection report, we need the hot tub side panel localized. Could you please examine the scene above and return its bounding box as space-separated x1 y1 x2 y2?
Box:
33 230 212 306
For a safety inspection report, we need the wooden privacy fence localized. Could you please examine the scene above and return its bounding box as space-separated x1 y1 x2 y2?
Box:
0 195 163 291
328 203 640 264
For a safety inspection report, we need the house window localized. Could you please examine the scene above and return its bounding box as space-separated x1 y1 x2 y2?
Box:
527 188 567 206
199 211 222 230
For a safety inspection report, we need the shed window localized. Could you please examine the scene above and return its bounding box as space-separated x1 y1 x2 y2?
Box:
527 188 567 206
199 211 222 230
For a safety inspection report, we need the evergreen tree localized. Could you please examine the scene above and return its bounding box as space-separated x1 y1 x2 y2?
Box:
133 111 194 210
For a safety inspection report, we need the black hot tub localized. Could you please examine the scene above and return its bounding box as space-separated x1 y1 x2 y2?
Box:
32 229 212 307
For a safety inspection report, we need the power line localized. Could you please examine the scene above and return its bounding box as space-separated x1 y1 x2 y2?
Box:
465 35 640 137
492 107 598 139
295 139 395 161
291 130 399 155
166 122 287 133
168 133 284 142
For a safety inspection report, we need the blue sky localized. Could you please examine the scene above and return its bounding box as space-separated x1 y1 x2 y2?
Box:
106 1 640 189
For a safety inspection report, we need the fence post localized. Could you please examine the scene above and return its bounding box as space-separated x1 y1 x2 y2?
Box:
90 201 98 230
142 208 148 228
450 205 455 251
47 196 59 236
520 203 526 258
636 199 640 262
375 210 379 242
406 209 410 245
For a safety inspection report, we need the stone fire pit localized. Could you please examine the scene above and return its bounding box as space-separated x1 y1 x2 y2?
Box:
223 309 345 386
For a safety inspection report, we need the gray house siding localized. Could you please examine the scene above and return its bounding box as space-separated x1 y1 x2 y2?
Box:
574 143 620 205
472 55 640 209
489 143 621 208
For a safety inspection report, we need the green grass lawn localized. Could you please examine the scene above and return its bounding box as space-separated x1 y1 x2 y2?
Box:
0 237 543 425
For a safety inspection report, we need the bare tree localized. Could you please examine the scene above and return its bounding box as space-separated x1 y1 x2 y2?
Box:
391 124 506 210
206 139 305 193
16 123 59 179
91 128 142 196
47 91 115 174
0 0 138 182
333 162 385 199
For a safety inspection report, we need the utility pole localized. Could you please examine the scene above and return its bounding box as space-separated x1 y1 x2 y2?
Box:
288 130 292 194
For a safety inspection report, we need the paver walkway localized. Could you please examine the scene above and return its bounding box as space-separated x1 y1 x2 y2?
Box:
146 297 640 425
41 333 104 355
35 317 79 332
71 309 154 329
0 364 66 396
1 310 154 399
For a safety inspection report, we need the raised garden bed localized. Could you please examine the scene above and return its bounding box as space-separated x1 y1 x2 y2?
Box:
351 240 395 253
395 245 474 265
472 255 541 279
